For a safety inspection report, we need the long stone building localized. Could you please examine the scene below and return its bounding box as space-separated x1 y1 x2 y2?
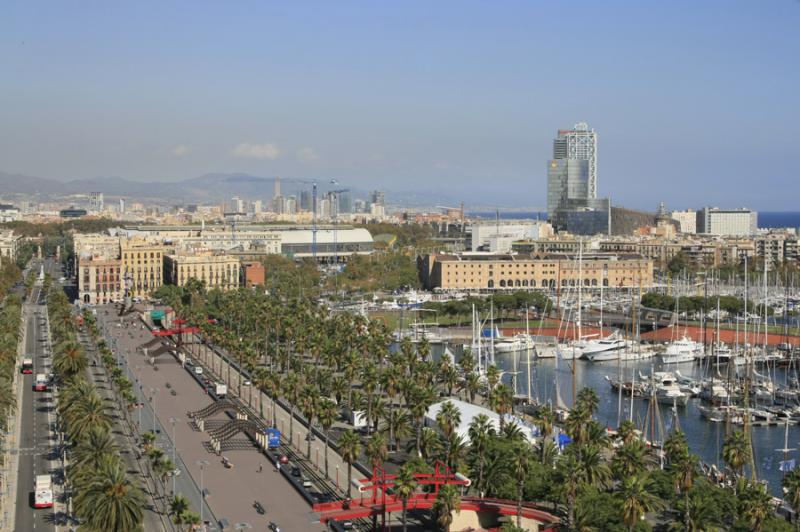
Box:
419 252 653 291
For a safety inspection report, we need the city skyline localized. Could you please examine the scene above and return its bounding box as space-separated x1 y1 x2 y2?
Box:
2 2 799 210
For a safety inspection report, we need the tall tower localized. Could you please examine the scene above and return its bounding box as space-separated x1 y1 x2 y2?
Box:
553 122 597 199
273 177 281 200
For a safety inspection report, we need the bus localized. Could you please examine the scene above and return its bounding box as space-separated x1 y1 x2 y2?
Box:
21 358 33 374
33 374 47 392
33 475 53 508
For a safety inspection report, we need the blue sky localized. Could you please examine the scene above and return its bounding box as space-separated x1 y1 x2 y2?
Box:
1 1 798 209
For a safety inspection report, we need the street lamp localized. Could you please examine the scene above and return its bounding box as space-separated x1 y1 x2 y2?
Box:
196 460 210 525
170 417 180 494
150 387 160 433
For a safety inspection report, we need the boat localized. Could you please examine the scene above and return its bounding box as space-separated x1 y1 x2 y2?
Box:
659 336 703 364
644 371 690 406
494 334 536 354
582 331 629 361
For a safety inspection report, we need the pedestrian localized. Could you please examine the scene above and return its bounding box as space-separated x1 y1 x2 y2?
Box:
259 462 263 473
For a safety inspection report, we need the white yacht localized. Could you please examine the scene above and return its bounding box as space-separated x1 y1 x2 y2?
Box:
646 372 690 406
494 334 536 354
659 336 703 364
582 331 629 362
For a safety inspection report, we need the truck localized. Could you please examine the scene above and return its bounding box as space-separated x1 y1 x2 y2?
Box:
33 474 53 508
21 358 33 374
215 383 227 397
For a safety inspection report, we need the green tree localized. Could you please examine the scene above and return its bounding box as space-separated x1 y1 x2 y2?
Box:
618 474 664 532
338 430 361 493
394 464 418 532
73 457 146 532
432 485 461 532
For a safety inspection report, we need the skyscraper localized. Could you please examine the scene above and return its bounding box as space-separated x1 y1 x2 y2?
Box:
273 177 281 200
300 190 312 212
547 122 609 236
553 122 597 198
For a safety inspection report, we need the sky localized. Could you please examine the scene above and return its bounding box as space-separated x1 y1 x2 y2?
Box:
1 1 799 209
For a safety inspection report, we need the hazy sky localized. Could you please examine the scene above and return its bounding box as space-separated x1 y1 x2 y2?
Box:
1 1 798 209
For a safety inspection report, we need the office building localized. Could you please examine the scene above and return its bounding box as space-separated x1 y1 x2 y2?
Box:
553 122 597 198
370 190 385 207
273 177 281 200
300 190 312 212
0 204 20 222
88 192 104 212
164 252 240 291
697 207 757 236
547 123 610 236
119 199 126 214
470 221 553 252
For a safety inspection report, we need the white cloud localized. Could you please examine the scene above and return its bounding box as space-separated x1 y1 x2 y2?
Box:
232 142 281 160
172 144 190 157
296 147 319 162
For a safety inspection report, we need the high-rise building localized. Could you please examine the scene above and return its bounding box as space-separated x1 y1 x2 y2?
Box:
546 123 609 236
285 196 297 215
697 207 757 236
370 190 385 207
89 192 104 212
119 198 125 214
273 177 281 200
300 190 312 212
338 193 353 214
553 122 597 198
671 209 697 234
253 200 263 214
229 196 244 214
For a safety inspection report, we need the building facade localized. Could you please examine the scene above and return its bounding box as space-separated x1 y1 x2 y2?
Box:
419 252 653 291
164 253 240 291
697 207 757 236
670 210 697 234
0 230 22 261
553 122 598 198
121 241 171 298
78 257 123 305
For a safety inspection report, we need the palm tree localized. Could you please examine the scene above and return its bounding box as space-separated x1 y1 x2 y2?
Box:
73 456 146 532
557 451 583 527
71 426 118 474
365 432 388 471
783 468 800 528
618 474 664 532
394 464 418 532
317 398 338 479
664 429 689 464
65 393 114 440
464 372 481 404
169 495 190 531
512 443 531 528
672 452 698 530
672 490 721 532
252 367 270 418
722 430 752 480
283 372 301 447
338 429 361 494
432 485 461 532
53 339 88 379
380 408 411 453
737 480 773 532
612 439 654 480
576 386 599 416
617 419 638 445
299 385 318 459
579 444 611 489
532 405 555 448
467 414 494 496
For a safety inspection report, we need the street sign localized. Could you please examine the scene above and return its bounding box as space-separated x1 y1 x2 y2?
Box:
265 428 281 449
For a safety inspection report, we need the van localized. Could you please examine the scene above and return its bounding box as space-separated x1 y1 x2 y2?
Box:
194 366 203 375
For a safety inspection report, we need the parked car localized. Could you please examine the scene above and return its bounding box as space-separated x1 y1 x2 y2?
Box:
291 465 301 477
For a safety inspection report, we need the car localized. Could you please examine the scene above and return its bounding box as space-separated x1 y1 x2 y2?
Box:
268 522 280 532
341 520 354 530
185 358 194 367
194 366 203 375
242 380 251 386
279 455 289 465
302 477 313 489
291 466 301 477
305 433 316 441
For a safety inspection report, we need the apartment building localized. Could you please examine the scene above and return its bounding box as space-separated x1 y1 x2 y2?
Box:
121 240 172 298
78 257 123 305
164 252 240 291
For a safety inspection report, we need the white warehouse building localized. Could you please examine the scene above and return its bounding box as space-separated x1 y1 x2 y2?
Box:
470 221 553 252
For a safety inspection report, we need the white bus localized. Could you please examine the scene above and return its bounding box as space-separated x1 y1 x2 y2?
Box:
33 474 53 508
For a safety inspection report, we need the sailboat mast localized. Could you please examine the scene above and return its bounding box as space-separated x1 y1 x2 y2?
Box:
573 240 582 406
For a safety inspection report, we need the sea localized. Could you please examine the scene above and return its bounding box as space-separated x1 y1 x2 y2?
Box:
424 343 797 497
469 211 800 230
